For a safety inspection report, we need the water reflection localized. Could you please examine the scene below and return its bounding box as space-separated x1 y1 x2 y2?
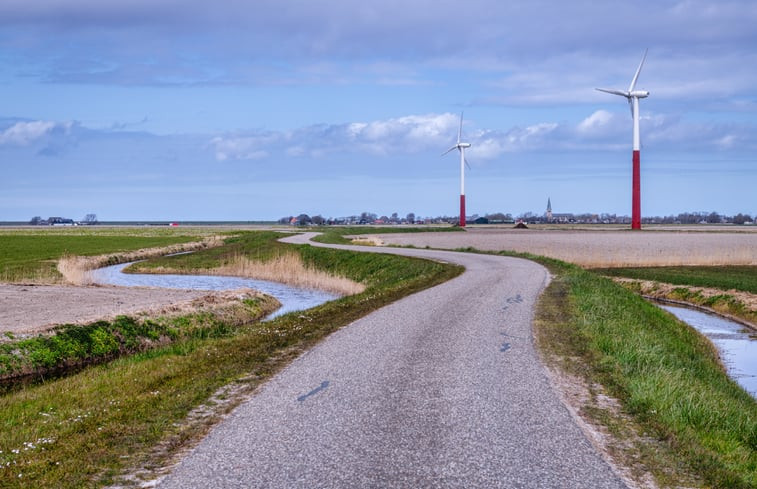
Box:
661 304 757 398
91 262 338 319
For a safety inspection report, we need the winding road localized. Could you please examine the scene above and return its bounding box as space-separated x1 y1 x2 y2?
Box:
157 233 627 488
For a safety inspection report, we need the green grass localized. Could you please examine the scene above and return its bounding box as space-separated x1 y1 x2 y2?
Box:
0 231 463 488
594 266 757 295
311 225 462 245
535 259 757 488
0 234 198 282
127 231 292 273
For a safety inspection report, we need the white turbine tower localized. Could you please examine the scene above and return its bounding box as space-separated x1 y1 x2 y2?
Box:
596 49 649 230
442 112 471 227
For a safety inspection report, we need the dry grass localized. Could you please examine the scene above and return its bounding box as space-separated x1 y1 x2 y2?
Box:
212 253 365 296
56 237 224 285
377 229 757 268
349 236 384 246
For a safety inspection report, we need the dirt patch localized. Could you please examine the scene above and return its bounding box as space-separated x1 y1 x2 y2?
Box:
0 284 245 337
377 228 757 267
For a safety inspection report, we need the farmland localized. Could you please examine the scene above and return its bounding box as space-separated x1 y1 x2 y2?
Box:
375 226 757 267
0 225 755 487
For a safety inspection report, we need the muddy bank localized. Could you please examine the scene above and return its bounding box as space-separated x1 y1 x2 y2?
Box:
0 284 235 336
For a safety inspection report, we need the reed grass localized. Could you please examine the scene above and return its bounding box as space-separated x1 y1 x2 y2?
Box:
213 253 365 295
55 237 224 285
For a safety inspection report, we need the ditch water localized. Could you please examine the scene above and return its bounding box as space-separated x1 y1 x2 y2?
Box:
91 262 339 319
660 304 757 398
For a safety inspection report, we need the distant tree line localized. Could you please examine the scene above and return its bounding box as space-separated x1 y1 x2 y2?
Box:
29 214 98 225
280 210 754 226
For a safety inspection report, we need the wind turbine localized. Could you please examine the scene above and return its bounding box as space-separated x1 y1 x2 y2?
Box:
442 112 471 227
596 49 649 230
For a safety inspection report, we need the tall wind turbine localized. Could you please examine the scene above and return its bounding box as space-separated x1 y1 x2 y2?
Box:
442 112 471 227
596 49 649 230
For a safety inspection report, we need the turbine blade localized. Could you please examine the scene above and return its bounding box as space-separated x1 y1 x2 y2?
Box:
628 98 634 118
441 146 457 156
628 48 648 92
458 111 464 144
465 158 472 170
596 88 629 97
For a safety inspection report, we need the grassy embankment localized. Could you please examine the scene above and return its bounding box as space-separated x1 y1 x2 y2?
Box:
595 266 757 327
532 258 757 488
0 230 463 488
311 225 462 245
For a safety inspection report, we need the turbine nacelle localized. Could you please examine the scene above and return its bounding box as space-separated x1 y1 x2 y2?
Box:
595 88 649 100
458 142 471 149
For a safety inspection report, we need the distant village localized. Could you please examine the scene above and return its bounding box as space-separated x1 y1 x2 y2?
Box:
280 212 755 227
281 202 755 227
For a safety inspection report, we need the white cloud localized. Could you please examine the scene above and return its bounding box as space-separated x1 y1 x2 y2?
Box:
211 113 461 161
208 110 757 163
209 136 271 161
0 120 61 146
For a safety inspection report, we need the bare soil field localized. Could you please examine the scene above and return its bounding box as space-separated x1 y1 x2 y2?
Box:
0 284 217 336
375 228 757 267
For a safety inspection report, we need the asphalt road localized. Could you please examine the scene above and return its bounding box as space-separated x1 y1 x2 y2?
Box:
157 233 627 488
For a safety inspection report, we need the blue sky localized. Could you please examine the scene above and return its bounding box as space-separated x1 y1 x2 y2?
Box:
1 0 755 221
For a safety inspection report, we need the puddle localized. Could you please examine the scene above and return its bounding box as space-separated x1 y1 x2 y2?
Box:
660 304 757 398
91 262 338 319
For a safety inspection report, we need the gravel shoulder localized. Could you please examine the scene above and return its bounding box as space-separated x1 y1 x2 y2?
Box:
0 284 211 336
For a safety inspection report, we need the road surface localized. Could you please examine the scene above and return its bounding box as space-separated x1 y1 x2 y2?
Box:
157 233 627 488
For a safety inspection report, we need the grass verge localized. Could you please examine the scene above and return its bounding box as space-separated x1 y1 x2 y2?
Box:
533 258 757 488
311 225 462 245
0 231 463 488
613 279 757 329
595 266 757 295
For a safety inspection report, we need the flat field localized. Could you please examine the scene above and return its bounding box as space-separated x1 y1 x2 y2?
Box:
375 226 757 267
0 230 201 282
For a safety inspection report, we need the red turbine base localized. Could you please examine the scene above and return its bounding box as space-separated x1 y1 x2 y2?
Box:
460 194 466 227
632 150 641 230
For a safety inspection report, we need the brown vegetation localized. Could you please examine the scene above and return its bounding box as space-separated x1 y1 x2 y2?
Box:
376 229 757 267
182 253 365 296
56 236 224 285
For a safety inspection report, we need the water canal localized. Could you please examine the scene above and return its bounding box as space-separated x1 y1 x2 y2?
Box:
660 304 757 398
91 262 338 319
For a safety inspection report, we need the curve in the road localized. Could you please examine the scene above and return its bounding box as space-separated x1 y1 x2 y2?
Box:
157 233 627 488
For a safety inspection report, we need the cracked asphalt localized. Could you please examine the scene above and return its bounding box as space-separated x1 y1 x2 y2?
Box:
157 233 627 488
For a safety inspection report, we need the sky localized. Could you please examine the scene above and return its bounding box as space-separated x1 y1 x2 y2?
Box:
1 0 756 221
